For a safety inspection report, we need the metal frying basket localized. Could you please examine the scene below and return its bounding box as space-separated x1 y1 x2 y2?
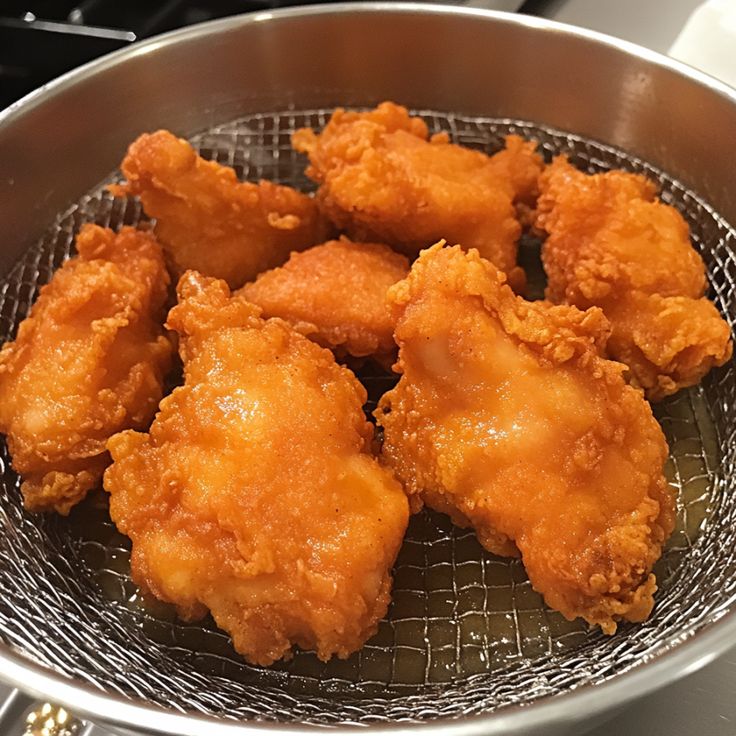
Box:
0 6 735 736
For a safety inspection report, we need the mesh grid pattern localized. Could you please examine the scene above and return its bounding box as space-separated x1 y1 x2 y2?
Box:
0 109 733 726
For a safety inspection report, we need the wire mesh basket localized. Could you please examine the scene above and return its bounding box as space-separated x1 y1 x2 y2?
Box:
0 109 734 729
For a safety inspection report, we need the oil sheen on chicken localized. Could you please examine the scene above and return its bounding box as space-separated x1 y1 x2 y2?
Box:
104 272 409 665
376 243 674 634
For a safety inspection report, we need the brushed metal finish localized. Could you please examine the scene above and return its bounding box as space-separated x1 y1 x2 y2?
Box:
586 643 736 736
0 4 735 736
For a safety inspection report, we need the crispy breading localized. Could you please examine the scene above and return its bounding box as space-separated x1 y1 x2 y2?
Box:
376 243 674 633
111 130 331 288
537 156 732 400
104 272 409 665
0 225 172 514
241 238 408 362
293 102 543 291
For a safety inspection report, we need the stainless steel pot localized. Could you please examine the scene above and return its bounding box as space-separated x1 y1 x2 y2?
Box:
0 4 735 736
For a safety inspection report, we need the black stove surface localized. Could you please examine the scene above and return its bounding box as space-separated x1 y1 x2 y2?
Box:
0 0 339 108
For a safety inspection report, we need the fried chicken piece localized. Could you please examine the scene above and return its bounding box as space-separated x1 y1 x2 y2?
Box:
483 133 544 209
537 156 732 400
104 272 409 666
241 238 409 363
292 101 543 291
375 243 674 634
0 225 172 514
110 130 331 289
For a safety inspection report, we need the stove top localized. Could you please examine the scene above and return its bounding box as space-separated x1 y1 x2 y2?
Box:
0 0 341 108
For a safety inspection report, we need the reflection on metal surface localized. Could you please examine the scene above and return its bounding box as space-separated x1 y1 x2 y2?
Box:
24 703 81 736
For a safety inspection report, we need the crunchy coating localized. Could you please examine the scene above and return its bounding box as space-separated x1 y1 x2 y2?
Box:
104 272 409 666
0 225 172 514
110 130 331 289
241 238 409 362
537 156 732 400
375 243 674 634
293 101 543 291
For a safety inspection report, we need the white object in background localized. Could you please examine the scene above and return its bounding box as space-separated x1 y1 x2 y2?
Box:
669 0 736 88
